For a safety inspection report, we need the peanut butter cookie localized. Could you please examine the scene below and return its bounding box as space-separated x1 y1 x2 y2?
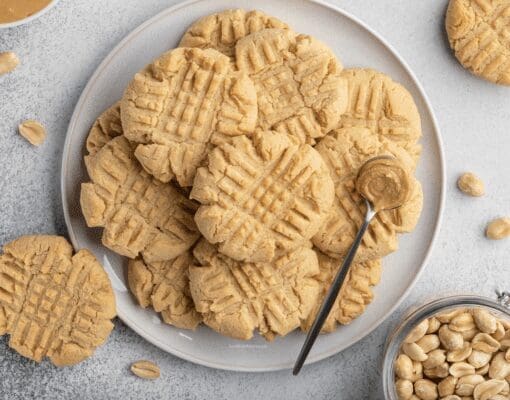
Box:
446 0 510 85
189 239 320 340
302 251 382 333
338 68 422 163
312 127 423 262
81 134 200 262
128 251 201 330
85 102 123 156
179 9 290 61
0 235 115 366
120 47 257 186
191 131 335 263
235 29 348 144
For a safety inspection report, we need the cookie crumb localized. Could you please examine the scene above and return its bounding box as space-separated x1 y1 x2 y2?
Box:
0 52 19 75
19 120 46 146
486 217 510 240
457 172 484 197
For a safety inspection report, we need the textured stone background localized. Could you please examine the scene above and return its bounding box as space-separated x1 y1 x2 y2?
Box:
0 0 509 399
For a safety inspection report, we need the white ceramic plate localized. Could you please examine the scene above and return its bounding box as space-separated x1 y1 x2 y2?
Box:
61 0 445 372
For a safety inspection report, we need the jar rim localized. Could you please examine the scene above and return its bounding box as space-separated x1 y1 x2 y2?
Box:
382 294 510 400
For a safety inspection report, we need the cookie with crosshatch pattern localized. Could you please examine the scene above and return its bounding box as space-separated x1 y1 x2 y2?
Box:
189 239 320 340
446 0 510 85
0 235 115 366
179 9 290 61
120 47 257 186
128 251 201 330
235 28 348 144
302 251 382 333
80 132 200 263
190 130 335 263
338 68 422 164
312 126 423 262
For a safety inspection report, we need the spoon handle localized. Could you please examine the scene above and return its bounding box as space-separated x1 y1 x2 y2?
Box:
293 200 377 375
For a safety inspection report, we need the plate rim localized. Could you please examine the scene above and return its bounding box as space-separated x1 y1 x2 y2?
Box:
60 0 446 372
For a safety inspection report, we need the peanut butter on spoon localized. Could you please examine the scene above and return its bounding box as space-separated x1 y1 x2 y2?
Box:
356 156 412 212
294 156 412 375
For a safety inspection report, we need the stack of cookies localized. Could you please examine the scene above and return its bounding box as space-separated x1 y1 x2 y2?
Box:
80 9 424 341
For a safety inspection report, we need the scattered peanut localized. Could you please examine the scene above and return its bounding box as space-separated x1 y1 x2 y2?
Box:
18 120 46 146
486 217 510 240
457 173 485 197
0 51 19 75
394 308 510 400
130 360 160 380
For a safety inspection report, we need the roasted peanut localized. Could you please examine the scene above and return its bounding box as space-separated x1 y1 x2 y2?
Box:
414 379 438 400
396 354 415 380
427 317 441 334
461 328 479 341
437 309 467 324
440 325 465 350
418 335 441 353
448 343 473 363
130 360 160 380
472 379 508 400
476 364 490 376
472 309 497 334
406 319 430 343
440 396 461 400
505 349 510 363
396 379 414 400
450 362 476 378
0 51 19 75
438 376 458 397
472 334 500 354
486 218 510 240
468 350 493 369
404 342 429 362
18 120 46 146
457 173 484 197
488 352 510 380
455 375 485 396
424 349 447 369
425 362 450 379
412 360 424 382
491 322 505 342
450 313 476 333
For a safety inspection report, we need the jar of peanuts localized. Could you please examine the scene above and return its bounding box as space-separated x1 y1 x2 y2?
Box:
382 293 510 400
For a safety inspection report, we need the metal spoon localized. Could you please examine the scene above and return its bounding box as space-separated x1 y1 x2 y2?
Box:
293 156 409 375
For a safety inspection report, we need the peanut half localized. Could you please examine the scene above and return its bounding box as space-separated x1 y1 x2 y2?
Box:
18 120 46 146
457 172 485 197
130 360 160 380
0 52 19 75
486 217 510 240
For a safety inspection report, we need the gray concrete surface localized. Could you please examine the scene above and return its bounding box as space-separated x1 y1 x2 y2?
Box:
0 0 509 399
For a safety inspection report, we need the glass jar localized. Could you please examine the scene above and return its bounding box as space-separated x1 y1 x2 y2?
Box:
382 293 510 400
